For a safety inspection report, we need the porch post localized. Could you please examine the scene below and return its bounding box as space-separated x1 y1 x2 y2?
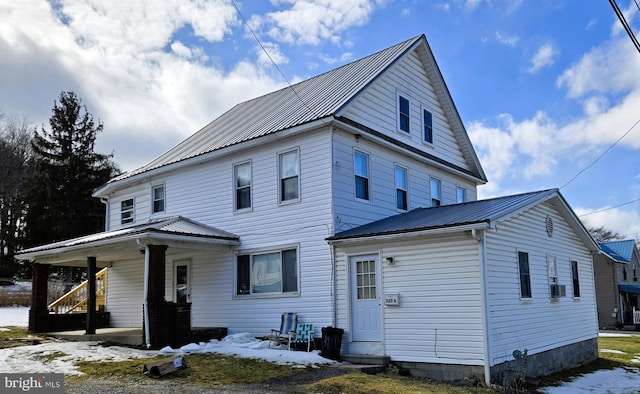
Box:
86 256 97 335
29 263 50 333
146 245 168 348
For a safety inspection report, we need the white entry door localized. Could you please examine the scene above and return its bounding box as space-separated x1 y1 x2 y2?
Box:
350 255 382 342
174 260 191 303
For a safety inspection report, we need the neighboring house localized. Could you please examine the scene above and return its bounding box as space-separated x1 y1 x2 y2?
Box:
17 34 600 386
593 239 640 328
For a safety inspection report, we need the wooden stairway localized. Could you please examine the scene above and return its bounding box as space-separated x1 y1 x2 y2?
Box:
48 268 107 314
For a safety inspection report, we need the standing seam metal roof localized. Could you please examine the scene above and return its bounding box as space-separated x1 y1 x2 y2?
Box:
328 189 559 240
109 35 422 183
599 239 637 263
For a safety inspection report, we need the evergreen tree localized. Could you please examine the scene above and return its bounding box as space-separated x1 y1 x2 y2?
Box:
25 91 119 251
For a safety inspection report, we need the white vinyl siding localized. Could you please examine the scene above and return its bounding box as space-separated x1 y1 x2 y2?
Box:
332 129 477 231
483 201 597 365
105 259 144 327
341 49 468 171
106 130 335 337
334 233 485 364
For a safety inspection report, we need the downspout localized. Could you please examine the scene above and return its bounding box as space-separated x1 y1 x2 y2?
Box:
100 197 110 232
473 228 492 386
137 239 151 349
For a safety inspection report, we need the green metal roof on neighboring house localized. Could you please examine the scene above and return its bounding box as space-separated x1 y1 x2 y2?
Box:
599 239 638 264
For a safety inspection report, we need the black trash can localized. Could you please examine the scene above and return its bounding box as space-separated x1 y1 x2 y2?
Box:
320 326 344 360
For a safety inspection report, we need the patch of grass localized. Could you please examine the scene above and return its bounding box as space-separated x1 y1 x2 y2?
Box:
73 353 301 386
306 372 494 394
33 351 68 363
531 336 640 389
0 326 43 349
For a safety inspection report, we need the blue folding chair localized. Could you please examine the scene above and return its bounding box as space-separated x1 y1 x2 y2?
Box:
269 312 298 349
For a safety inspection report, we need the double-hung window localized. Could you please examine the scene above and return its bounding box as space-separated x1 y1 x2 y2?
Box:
354 150 370 201
395 166 408 210
152 185 165 214
456 186 466 203
571 260 581 298
547 255 558 285
423 108 433 143
430 177 441 207
234 162 251 210
236 249 298 295
398 95 410 132
279 150 299 203
518 251 532 299
121 198 134 225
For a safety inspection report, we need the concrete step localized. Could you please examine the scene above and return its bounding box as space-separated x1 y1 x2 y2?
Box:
338 354 390 374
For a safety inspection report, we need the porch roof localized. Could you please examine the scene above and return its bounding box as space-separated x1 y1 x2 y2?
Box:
619 284 640 294
15 216 239 266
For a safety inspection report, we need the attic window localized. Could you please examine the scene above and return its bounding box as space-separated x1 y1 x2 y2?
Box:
545 215 554 237
398 95 410 132
423 109 433 143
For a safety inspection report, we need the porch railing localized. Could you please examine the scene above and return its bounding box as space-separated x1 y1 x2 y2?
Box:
634 307 640 325
48 268 107 314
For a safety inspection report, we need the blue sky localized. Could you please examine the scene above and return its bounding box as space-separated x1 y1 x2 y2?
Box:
1 0 639 237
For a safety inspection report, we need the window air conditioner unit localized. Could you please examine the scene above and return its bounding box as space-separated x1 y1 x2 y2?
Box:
550 284 566 298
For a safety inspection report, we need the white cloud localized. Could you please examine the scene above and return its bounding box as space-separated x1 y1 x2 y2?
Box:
0 0 283 170
576 207 640 240
495 31 519 46
557 38 640 98
527 43 557 73
252 0 383 46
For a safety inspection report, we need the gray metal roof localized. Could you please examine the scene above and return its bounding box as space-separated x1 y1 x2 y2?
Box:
16 216 239 256
599 239 638 263
328 189 561 240
109 35 423 183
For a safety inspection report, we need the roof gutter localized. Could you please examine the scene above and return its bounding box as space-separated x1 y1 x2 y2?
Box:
16 231 239 261
327 222 491 245
333 117 486 185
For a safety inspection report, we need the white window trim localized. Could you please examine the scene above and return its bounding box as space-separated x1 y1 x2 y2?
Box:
517 249 532 300
234 245 300 299
278 148 301 205
395 164 409 211
430 177 441 207
354 148 371 203
151 183 166 215
233 160 253 212
421 104 434 145
396 91 411 134
120 197 135 225
570 259 581 299
456 185 466 204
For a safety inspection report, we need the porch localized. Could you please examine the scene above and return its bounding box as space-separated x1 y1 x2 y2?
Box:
47 327 143 346
15 216 240 349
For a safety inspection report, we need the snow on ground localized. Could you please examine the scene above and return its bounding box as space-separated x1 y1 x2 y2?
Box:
2 307 640 392
0 306 29 327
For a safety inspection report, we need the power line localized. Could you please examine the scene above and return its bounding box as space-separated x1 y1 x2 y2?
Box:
229 0 324 120
559 118 640 190
608 0 640 55
578 197 640 217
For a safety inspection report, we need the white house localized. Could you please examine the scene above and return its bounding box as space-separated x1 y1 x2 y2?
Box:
17 34 599 386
